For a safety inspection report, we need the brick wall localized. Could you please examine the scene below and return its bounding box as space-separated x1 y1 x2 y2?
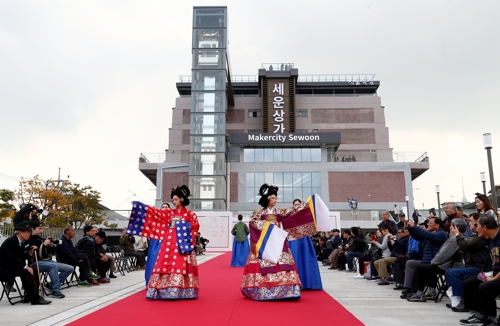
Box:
182 130 190 145
183 109 190 124
227 109 245 123
311 108 374 124
328 171 406 202
162 172 190 202
230 172 238 202
321 129 376 144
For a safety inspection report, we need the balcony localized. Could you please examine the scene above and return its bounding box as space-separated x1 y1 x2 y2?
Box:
393 152 430 180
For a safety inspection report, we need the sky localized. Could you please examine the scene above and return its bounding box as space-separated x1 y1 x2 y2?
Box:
1 0 499 213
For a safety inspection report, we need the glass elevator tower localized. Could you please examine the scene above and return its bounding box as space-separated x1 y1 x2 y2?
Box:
189 7 228 210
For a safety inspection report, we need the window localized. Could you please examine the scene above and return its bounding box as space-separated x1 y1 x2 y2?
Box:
245 172 321 203
243 147 322 163
296 109 308 117
248 110 262 118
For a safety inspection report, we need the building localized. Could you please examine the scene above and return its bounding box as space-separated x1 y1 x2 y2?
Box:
138 6 429 242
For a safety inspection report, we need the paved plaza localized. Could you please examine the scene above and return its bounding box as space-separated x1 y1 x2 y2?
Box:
0 253 467 326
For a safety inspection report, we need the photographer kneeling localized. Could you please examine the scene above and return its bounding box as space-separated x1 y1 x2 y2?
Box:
26 221 74 298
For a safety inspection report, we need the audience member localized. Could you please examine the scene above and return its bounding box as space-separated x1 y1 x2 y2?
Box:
406 218 465 302
475 193 499 218
25 220 73 298
119 228 146 270
461 214 500 325
400 216 447 299
0 221 51 305
57 226 98 287
366 226 392 281
345 227 367 272
327 230 351 270
378 211 397 235
396 212 407 230
442 202 459 233
375 227 410 285
354 229 382 279
93 230 111 283
445 213 488 311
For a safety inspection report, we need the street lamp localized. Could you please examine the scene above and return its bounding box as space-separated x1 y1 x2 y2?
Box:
405 195 410 220
483 133 498 210
435 185 442 218
480 172 487 195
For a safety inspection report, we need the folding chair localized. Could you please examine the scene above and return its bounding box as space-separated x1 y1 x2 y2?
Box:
0 279 24 305
434 274 448 303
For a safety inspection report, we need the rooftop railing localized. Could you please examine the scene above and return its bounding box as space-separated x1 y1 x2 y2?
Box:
140 152 188 164
298 74 376 83
393 152 429 163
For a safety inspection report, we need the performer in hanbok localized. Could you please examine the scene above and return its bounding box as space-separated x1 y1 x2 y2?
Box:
144 202 170 286
127 185 200 300
240 184 320 300
288 199 323 290
230 214 250 267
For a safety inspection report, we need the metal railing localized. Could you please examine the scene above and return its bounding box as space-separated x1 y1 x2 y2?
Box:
298 74 376 83
296 93 376 97
139 152 188 164
393 152 429 163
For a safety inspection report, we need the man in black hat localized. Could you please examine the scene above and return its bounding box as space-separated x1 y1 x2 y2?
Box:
25 220 73 298
0 221 51 305
12 203 39 227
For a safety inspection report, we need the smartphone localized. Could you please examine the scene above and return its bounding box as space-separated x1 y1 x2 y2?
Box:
371 235 377 241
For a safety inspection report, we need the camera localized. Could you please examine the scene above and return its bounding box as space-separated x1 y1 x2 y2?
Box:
48 238 60 245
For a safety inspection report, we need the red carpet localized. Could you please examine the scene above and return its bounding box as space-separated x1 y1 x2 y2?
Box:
68 253 363 326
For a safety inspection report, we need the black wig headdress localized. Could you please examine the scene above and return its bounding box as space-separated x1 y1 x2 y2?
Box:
258 183 279 208
171 185 191 206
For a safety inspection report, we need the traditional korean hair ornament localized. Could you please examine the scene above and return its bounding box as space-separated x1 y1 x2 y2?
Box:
258 183 279 208
171 185 191 206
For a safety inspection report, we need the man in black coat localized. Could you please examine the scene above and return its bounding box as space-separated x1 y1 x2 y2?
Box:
12 203 39 227
57 226 99 286
0 221 51 305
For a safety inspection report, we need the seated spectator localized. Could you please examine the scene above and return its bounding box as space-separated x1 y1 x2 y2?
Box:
396 212 407 230
76 226 100 277
317 237 334 261
133 235 149 257
57 226 99 287
375 227 410 285
93 230 111 283
461 214 500 326
365 226 392 281
400 216 447 299
0 221 51 305
327 229 342 250
327 230 351 270
200 233 210 250
25 220 73 298
354 229 383 279
442 202 459 233
119 228 146 270
346 227 367 272
93 226 116 278
445 213 488 311
407 218 465 302
393 230 419 289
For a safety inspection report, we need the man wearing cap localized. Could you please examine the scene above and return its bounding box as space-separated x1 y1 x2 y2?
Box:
0 221 51 305
12 203 39 227
93 230 111 283
396 212 407 231
25 220 73 298
328 229 342 249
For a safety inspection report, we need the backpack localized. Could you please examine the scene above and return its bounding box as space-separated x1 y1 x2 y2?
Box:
405 236 420 259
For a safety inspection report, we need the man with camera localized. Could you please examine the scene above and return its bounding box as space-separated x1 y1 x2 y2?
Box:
0 221 51 305
25 220 74 298
12 203 41 227
120 228 146 270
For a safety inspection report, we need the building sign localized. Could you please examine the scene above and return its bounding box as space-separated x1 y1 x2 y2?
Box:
229 132 341 146
262 78 295 133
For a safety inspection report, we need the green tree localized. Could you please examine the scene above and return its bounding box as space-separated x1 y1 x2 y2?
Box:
0 188 15 220
15 176 106 228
